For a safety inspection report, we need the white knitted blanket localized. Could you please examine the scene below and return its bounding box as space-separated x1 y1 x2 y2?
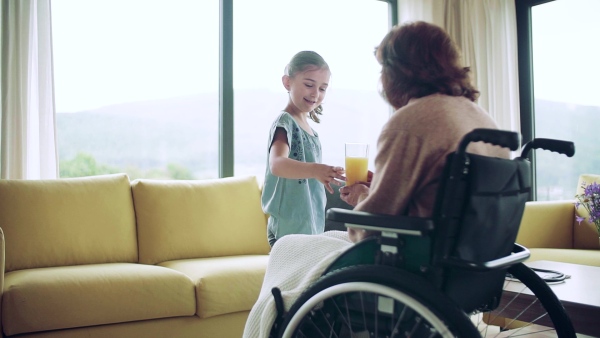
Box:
242 231 353 338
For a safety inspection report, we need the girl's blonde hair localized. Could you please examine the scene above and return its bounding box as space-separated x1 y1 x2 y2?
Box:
285 51 330 123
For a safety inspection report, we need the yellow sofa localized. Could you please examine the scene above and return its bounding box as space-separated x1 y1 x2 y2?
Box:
516 174 600 267
0 174 270 338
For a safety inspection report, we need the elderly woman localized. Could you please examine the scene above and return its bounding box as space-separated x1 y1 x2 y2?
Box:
243 21 508 338
340 21 508 242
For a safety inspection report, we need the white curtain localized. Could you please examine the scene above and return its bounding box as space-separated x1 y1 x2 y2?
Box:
1 0 58 179
397 0 521 133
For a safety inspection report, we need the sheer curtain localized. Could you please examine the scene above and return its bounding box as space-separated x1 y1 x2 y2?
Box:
397 0 521 133
0 0 58 179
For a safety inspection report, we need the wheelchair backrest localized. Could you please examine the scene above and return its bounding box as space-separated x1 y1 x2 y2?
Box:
431 144 531 312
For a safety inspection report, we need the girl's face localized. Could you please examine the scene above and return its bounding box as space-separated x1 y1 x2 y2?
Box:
283 66 330 115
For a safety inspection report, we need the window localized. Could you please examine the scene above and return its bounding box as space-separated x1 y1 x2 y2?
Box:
52 0 392 180
52 0 219 179
233 0 391 178
518 0 600 200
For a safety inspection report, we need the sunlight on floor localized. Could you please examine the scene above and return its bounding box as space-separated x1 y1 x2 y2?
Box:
470 313 566 337
470 312 502 337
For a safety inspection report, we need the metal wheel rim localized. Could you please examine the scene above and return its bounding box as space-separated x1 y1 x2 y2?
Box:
281 281 455 338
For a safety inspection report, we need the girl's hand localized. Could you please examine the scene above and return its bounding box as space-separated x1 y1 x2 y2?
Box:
339 183 370 207
316 165 345 194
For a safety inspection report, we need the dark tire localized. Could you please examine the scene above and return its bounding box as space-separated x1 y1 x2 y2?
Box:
277 265 481 338
479 262 576 338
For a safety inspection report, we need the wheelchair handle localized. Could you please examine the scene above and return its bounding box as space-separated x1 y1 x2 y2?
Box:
520 138 575 159
457 129 520 156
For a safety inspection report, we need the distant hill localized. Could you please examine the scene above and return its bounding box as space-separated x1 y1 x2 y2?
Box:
56 89 390 178
531 100 600 199
56 91 599 198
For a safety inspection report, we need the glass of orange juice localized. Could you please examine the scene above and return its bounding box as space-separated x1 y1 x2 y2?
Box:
345 143 369 186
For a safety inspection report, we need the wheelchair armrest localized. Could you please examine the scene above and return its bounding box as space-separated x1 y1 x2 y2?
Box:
326 208 435 236
441 243 531 272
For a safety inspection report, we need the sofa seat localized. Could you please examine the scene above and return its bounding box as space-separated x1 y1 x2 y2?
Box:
516 174 600 269
160 255 269 319
3 263 196 336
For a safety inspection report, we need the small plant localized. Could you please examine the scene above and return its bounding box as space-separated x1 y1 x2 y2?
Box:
575 181 600 235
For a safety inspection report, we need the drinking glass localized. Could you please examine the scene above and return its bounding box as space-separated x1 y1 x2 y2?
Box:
345 143 369 186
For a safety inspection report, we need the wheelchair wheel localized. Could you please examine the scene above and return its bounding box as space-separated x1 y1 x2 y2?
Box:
477 263 576 338
277 265 480 338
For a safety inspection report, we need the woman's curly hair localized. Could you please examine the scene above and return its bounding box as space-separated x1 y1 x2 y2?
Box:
377 21 479 109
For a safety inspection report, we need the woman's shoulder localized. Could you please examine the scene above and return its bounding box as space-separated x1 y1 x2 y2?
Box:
381 94 494 140
394 94 488 122
404 93 474 111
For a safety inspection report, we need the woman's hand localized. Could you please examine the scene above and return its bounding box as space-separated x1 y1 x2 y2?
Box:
364 170 374 187
339 182 370 207
348 228 378 243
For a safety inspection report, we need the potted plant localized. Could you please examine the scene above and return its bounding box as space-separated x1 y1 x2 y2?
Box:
575 181 600 243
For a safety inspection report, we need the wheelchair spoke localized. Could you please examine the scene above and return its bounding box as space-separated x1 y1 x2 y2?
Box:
279 267 482 338
296 311 333 338
406 316 423 336
292 288 452 338
390 304 408 338
359 291 368 332
471 264 576 338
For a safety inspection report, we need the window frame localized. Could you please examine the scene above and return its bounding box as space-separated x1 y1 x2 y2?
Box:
515 0 555 201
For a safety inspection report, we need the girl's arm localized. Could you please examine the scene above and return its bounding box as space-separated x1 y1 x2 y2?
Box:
269 128 344 193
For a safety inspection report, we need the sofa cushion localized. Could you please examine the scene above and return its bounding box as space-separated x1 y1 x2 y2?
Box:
2 263 196 336
159 255 269 319
517 200 575 249
132 175 270 264
0 174 138 272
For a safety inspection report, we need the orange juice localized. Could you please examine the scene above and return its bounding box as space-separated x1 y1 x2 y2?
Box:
345 156 369 186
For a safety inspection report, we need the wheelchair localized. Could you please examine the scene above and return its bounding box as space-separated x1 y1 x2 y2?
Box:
270 129 577 338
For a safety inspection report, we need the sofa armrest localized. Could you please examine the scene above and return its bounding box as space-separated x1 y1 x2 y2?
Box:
516 200 575 249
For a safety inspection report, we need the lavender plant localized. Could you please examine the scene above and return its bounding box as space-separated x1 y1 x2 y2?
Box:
575 181 600 235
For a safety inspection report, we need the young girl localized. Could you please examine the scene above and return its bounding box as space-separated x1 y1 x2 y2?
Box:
261 51 345 248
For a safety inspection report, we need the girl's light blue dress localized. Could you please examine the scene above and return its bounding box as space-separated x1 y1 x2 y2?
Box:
261 112 326 244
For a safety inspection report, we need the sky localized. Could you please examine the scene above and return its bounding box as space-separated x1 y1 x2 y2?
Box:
51 0 600 113
51 0 387 113
531 0 600 107
51 0 220 112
